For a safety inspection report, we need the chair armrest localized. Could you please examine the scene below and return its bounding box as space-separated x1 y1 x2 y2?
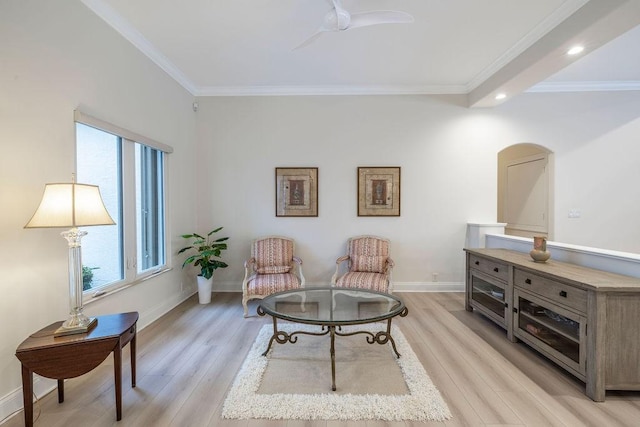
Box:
384 257 395 274
336 255 349 264
331 255 350 285
242 258 256 291
292 256 305 287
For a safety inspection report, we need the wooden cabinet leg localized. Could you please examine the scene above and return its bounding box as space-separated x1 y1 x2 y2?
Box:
586 380 606 402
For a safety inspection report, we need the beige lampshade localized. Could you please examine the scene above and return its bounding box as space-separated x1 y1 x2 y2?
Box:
25 182 115 228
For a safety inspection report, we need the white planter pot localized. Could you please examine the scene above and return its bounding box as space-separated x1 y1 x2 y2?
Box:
196 275 213 304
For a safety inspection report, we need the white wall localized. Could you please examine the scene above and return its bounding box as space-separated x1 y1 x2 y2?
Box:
493 91 640 253
0 0 198 414
196 95 500 290
554 95 640 252
196 91 640 294
2 0 640 420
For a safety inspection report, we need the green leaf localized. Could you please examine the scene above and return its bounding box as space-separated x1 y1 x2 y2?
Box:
177 246 193 254
179 227 229 278
207 227 223 236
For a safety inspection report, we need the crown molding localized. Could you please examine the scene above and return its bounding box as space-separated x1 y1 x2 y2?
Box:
81 0 198 95
81 0 468 97
527 80 640 92
84 0 637 99
194 84 468 97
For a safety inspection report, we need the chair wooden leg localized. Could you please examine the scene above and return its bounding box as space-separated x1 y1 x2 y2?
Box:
242 297 249 318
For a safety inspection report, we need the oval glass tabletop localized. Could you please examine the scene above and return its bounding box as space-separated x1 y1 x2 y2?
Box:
258 286 405 325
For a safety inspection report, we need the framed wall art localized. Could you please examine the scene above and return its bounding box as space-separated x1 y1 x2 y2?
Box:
357 166 401 216
275 167 318 217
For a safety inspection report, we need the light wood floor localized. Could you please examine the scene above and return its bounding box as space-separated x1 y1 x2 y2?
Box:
4 292 640 427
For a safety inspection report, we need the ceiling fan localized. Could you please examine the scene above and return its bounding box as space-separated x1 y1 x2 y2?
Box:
294 0 414 50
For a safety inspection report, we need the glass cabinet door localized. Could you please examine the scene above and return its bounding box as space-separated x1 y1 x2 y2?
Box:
470 274 506 320
515 290 585 375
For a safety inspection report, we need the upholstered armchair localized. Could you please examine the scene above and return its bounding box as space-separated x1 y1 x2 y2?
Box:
242 236 305 317
331 235 394 293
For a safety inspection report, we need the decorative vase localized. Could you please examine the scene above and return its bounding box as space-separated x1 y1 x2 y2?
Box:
196 275 213 304
530 236 551 263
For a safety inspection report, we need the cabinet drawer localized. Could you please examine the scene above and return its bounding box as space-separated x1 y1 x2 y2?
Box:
469 254 509 282
514 270 587 313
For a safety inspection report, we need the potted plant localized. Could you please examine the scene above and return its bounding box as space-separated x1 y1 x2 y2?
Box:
178 226 229 304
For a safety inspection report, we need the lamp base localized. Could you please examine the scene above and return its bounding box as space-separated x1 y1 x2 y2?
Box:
54 317 98 337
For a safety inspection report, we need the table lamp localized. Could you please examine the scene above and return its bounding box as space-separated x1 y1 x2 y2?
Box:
25 175 115 336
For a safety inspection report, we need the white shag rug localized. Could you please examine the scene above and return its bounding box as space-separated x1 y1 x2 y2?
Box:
222 323 451 421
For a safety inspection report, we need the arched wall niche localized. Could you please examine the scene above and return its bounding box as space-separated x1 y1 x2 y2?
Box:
497 143 554 239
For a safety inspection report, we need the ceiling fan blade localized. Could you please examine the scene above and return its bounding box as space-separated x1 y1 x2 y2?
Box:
331 0 344 14
349 11 414 29
293 29 326 51
294 3 413 49
293 6 340 50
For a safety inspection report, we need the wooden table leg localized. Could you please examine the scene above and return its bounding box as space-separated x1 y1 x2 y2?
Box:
114 346 122 421
21 365 33 427
130 332 137 388
57 379 64 403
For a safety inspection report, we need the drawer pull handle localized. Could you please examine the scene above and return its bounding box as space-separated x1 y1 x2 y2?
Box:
525 278 532 284
475 261 480 265
559 291 567 298
493 267 499 272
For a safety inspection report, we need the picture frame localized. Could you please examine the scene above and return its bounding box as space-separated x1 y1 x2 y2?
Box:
357 166 401 216
275 167 318 217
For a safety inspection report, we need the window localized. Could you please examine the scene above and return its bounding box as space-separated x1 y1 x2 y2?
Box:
76 123 124 288
75 111 172 296
136 144 165 271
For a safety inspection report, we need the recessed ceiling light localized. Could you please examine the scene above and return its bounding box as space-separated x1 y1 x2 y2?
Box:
495 93 507 100
567 45 584 55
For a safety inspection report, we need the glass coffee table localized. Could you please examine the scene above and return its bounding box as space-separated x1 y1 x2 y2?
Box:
257 286 408 391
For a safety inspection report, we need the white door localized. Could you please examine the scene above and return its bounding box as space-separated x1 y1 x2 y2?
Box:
505 155 548 236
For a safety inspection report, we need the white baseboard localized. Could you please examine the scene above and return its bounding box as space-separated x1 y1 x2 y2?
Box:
0 376 57 424
393 282 464 292
139 289 196 329
213 281 464 293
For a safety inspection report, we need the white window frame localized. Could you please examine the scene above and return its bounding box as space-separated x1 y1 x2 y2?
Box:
74 110 173 300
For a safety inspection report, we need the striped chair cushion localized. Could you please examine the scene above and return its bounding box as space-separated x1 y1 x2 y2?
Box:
247 273 301 295
336 272 389 293
256 265 291 274
350 255 387 273
348 237 389 272
349 236 389 256
254 238 293 273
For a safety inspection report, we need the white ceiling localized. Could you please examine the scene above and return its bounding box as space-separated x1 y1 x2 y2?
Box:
82 0 640 106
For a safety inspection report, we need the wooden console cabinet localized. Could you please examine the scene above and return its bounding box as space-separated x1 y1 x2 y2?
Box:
465 248 640 401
